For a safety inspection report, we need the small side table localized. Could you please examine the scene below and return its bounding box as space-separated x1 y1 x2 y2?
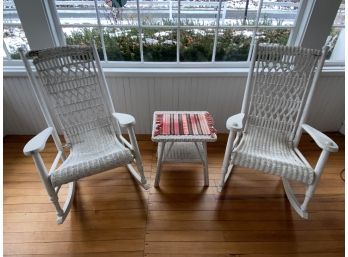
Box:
151 111 217 187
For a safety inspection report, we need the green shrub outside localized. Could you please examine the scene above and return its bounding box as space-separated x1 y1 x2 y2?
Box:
216 30 252 61
64 27 290 62
180 29 215 62
143 29 177 62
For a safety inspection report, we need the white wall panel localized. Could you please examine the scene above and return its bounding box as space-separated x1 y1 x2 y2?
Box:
3 72 344 135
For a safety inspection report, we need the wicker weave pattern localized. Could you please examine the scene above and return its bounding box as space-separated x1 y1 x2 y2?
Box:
246 45 321 139
50 138 133 187
231 45 322 184
231 126 314 184
31 46 114 147
30 46 133 187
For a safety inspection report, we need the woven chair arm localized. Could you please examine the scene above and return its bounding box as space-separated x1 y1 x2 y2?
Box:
302 124 339 152
112 113 136 128
226 113 245 131
23 127 53 156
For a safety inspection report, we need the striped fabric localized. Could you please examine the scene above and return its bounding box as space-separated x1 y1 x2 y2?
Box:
154 112 217 136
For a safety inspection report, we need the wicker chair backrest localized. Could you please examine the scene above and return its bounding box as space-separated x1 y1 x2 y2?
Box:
245 44 322 141
28 46 115 148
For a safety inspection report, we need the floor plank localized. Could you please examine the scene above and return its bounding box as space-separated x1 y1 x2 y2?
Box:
3 133 344 256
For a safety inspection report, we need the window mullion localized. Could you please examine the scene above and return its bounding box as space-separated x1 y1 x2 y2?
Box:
169 0 173 19
3 40 12 60
136 0 144 63
247 0 263 61
177 0 181 63
212 0 223 62
287 0 306 46
93 0 108 62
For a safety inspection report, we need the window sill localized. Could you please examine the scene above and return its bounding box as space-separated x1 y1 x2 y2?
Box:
3 61 345 77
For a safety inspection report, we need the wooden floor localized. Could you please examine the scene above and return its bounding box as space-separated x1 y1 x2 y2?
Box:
3 133 345 257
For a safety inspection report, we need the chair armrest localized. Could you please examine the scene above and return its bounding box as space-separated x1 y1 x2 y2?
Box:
302 124 339 152
23 127 53 156
226 113 245 130
112 112 136 128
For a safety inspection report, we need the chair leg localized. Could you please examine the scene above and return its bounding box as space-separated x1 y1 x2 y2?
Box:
282 178 309 219
218 130 236 192
32 153 76 224
56 181 76 224
46 181 76 224
282 148 330 219
126 127 150 190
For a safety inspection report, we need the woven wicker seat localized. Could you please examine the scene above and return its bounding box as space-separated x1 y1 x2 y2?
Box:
51 138 133 187
218 43 338 219
231 126 314 184
20 42 150 224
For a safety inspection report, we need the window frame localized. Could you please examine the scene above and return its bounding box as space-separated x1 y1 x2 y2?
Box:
3 0 345 69
325 2 345 65
56 0 301 65
3 22 28 61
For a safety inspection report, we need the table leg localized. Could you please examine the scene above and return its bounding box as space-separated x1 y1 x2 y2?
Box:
154 142 166 187
202 142 209 186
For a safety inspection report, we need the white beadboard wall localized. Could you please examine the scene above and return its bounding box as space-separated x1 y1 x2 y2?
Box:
3 72 344 135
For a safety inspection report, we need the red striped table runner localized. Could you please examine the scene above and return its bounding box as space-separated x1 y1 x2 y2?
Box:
153 112 217 137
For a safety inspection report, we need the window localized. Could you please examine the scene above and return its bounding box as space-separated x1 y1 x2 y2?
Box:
3 0 30 59
56 0 301 63
326 0 345 61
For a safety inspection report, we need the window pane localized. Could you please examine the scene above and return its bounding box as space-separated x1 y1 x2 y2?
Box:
326 27 344 60
257 28 291 45
143 29 177 62
56 0 98 26
326 1 345 60
103 27 141 61
3 0 21 25
220 0 259 27
3 26 30 59
180 29 214 62
180 1 218 27
333 1 345 27
216 29 252 61
140 0 178 26
259 0 300 27
3 0 29 59
97 0 138 26
63 27 105 60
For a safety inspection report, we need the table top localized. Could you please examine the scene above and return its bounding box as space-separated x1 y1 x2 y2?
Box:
151 111 217 142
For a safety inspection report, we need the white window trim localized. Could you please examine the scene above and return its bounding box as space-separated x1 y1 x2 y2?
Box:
3 58 344 78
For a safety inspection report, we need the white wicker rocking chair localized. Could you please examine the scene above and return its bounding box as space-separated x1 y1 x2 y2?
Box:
19 42 150 224
218 42 339 219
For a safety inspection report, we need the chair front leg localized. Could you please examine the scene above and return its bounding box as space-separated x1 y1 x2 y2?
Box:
218 129 237 192
32 153 66 224
126 126 150 189
283 149 331 219
301 149 331 212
